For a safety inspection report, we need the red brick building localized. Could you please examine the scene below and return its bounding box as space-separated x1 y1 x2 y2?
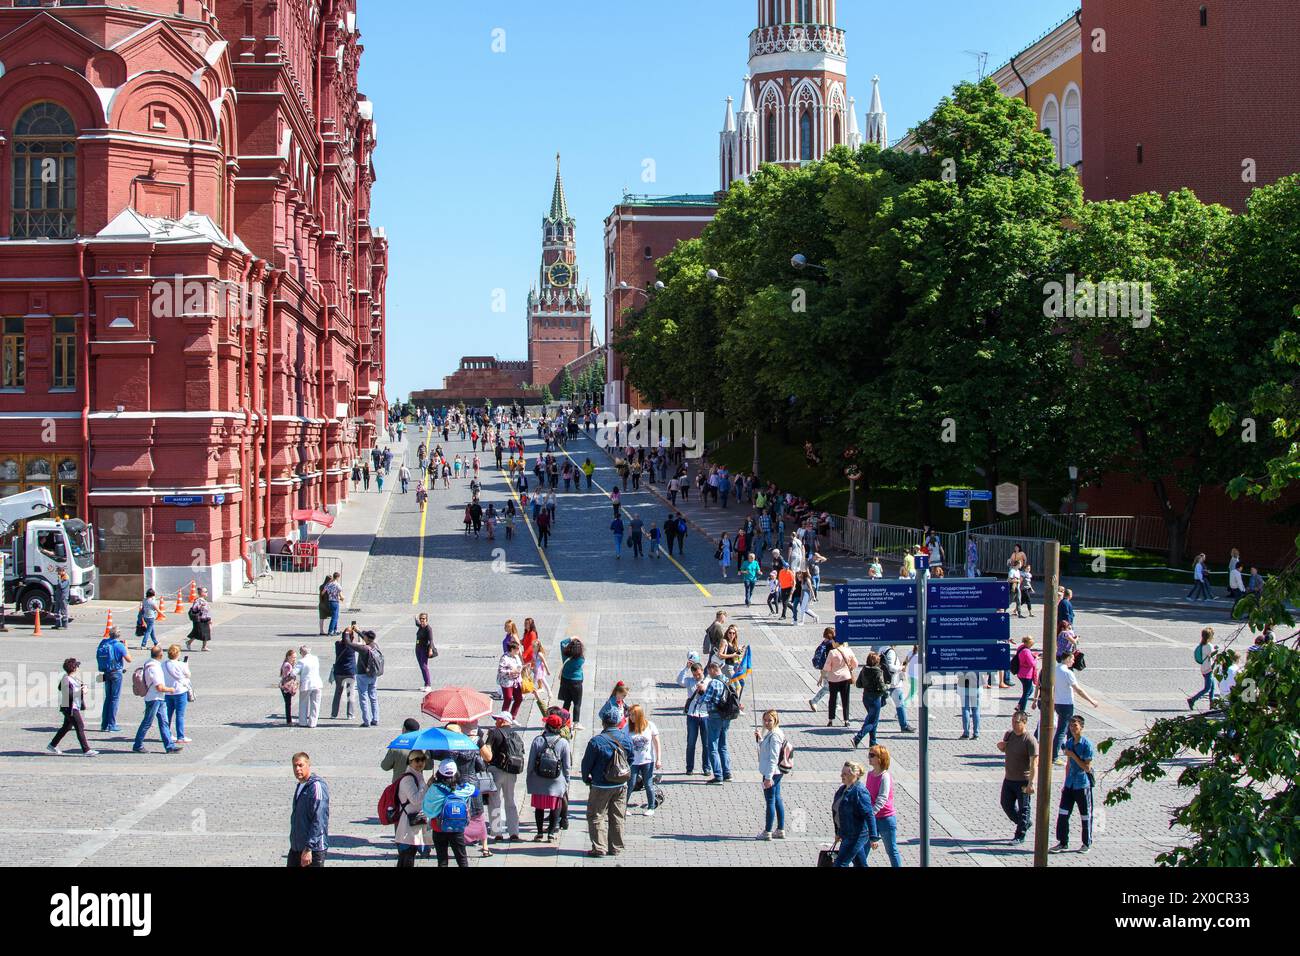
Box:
1082 0 1300 211
0 0 389 599
411 357 532 408
603 194 718 410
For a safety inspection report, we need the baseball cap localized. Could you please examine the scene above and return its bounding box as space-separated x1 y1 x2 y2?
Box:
490 711 513 723
436 759 458 778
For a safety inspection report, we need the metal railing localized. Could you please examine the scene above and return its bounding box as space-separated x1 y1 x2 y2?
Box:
254 553 342 598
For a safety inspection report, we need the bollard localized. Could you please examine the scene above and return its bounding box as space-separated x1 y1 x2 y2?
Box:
33 608 41 636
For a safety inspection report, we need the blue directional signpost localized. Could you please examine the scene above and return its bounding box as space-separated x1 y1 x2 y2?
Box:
834 570 1011 868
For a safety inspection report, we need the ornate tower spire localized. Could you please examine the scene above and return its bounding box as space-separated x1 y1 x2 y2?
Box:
848 96 863 150
548 152 570 222
529 153 591 391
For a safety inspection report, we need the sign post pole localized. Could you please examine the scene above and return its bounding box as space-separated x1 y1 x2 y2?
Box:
1033 540 1061 867
917 554 930 868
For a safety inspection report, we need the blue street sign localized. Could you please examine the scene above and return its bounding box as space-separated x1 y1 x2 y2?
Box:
161 495 203 507
915 553 929 570
970 490 993 501
211 494 226 505
927 580 1009 610
944 489 971 508
835 614 916 644
926 611 1011 642
834 582 917 613
926 641 1011 673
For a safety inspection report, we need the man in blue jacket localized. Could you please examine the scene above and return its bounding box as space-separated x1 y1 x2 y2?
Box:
289 752 330 867
581 714 633 857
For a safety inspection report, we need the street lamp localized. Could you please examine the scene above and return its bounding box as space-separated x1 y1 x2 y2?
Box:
791 253 828 273
1067 464 1080 575
616 280 664 300
706 268 728 282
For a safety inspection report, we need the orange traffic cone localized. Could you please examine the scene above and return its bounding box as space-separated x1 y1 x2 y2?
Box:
174 589 184 613
32 608 41 636
103 608 113 638
156 605 166 622
188 580 197 603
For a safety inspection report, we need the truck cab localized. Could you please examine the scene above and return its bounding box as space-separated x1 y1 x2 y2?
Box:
0 489 97 614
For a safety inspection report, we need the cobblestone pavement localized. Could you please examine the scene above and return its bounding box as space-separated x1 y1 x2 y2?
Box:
0 426 1252 867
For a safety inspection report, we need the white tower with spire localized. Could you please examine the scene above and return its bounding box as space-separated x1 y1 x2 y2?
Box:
718 3 888 190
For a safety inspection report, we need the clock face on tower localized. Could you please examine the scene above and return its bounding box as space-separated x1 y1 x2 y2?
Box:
548 261 573 288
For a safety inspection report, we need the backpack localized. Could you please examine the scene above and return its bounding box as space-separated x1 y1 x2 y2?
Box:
131 665 149 697
378 770 418 827
438 790 469 833
95 638 117 673
880 650 898 686
602 734 631 785
365 645 385 677
563 638 584 661
678 518 688 535
1194 644 1207 665
777 738 795 774
494 730 526 774
714 680 742 721
534 735 563 779
812 640 831 670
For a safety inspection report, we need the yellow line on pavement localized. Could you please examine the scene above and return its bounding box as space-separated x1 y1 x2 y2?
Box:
557 444 712 599
500 463 565 603
410 494 429 605
410 424 433 605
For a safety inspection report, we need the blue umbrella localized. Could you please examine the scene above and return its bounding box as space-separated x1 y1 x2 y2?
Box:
384 727 477 753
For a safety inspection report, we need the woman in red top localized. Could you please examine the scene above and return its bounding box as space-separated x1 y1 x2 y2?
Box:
521 617 539 665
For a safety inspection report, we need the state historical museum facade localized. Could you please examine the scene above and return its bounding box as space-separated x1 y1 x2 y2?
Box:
0 0 389 598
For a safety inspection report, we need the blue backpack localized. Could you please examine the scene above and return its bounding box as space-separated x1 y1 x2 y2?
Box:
438 791 469 834
812 640 832 670
96 638 118 673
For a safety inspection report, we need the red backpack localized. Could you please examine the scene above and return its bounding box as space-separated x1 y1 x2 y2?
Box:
378 770 418 827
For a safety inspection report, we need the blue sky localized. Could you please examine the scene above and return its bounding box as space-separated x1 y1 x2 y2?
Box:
360 0 1080 400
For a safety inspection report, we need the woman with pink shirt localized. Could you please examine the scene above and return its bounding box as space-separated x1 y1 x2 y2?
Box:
821 638 858 728
1012 636 1039 713
864 745 901 867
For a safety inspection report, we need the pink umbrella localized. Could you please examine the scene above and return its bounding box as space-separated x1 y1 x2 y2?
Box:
421 686 493 724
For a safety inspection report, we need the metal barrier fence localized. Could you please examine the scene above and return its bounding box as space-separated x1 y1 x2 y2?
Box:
254 553 343 598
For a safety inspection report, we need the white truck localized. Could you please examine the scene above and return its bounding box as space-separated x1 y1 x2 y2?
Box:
0 488 97 614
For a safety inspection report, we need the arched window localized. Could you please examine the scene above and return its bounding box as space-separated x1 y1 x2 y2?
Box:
1040 96 1061 166
1062 86 1082 167
765 112 778 162
11 102 77 239
800 110 814 161
833 113 842 146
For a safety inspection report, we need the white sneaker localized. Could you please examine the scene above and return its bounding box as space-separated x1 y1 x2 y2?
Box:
45 745 60 755
756 831 772 841
82 750 100 757
179 737 193 743
773 829 785 839
644 809 655 817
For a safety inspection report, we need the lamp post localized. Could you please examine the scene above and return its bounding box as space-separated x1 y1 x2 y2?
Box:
1067 465 1080 575
791 253 828 273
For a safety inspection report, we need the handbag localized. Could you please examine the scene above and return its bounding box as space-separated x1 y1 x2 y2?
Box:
474 769 498 794
817 846 837 868
135 610 147 638
1071 650 1087 672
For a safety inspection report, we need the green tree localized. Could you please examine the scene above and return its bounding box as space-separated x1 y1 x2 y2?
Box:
539 384 554 405
1070 190 1278 564
848 80 1084 523
556 367 575 401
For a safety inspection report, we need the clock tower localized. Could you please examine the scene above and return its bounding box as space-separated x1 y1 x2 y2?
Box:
527 153 593 391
